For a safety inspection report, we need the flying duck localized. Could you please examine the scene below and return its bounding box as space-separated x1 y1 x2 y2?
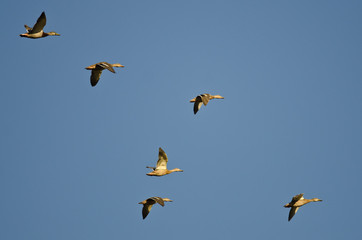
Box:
20 12 60 39
146 147 183 176
284 193 322 221
190 94 224 114
85 62 124 86
138 197 173 219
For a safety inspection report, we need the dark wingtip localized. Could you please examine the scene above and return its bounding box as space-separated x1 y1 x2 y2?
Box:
90 79 97 87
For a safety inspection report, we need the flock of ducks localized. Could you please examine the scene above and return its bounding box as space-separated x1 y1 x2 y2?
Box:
20 11 323 221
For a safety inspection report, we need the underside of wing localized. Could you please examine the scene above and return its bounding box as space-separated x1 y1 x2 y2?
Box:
194 96 203 114
31 12 46 33
288 207 300 221
142 204 153 219
156 148 168 169
90 69 102 86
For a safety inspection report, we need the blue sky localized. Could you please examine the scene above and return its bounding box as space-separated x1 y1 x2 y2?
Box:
1 0 362 239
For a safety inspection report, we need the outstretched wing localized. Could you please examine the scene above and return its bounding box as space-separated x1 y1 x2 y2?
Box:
24 25 32 32
96 62 116 73
288 207 300 221
200 94 210 105
156 147 168 170
149 197 165 207
90 69 103 86
31 12 46 33
142 204 153 219
193 96 203 114
291 193 304 204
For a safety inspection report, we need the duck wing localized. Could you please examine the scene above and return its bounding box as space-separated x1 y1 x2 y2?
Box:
153 197 165 206
288 207 300 221
24 25 32 32
90 69 103 87
291 193 304 204
200 94 210 105
96 62 116 73
193 95 204 114
156 147 168 170
31 12 46 33
142 204 153 219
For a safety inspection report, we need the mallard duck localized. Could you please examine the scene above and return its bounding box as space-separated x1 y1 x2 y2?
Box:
85 62 124 86
284 193 322 221
19 12 60 39
146 147 183 176
138 197 173 219
190 94 224 114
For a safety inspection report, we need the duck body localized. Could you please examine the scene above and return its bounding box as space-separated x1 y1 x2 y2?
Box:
20 31 60 38
20 30 44 38
146 147 183 177
146 168 182 176
284 193 322 221
190 93 224 114
85 62 124 86
138 197 172 219
20 12 60 39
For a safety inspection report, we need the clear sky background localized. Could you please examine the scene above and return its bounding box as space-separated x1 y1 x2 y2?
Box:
1 0 362 239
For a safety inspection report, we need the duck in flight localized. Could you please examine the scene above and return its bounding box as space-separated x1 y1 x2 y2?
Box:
85 62 124 86
138 197 173 219
20 12 60 39
190 94 224 114
284 193 322 221
146 147 183 176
